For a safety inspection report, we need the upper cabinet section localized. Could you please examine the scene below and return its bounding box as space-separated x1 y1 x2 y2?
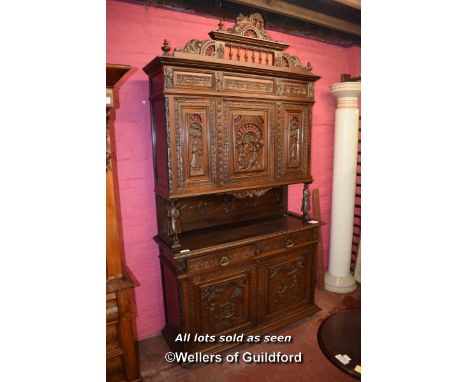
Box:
144 13 320 199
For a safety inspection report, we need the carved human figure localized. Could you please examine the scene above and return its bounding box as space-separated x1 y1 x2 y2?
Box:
237 131 263 171
168 204 181 247
290 127 299 165
301 183 311 220
190 126 203 175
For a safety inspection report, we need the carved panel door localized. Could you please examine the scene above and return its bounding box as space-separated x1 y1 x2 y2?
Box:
189 264 257 337
258 246 314 322
172 98 217 194
276 103 310 180
224 101 275 186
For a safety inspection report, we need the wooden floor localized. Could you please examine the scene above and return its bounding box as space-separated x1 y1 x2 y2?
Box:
138 285 361 382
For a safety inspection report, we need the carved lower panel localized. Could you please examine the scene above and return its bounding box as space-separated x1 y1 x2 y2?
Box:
268 256 305 310
199 276 247 333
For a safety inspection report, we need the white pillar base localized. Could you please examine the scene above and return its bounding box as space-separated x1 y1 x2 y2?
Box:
324 271 356 293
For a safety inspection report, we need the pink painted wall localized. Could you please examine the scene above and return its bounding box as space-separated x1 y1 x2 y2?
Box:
107 0 361 340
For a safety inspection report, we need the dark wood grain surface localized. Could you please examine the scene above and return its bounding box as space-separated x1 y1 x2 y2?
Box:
317 309 361 380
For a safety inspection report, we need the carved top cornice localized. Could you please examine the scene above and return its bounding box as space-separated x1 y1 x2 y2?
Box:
143 13 319 81
209 12 289 51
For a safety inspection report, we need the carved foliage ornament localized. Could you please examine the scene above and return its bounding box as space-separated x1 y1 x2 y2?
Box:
176 39 216 56
229 188 272 199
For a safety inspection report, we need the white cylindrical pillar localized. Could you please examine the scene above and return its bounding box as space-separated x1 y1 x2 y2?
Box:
325 81 361 293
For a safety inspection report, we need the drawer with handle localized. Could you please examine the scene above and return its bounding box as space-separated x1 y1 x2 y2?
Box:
186 245 256 273
256 228 317 255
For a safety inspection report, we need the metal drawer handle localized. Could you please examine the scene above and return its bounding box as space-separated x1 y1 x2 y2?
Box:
285 238 295 248
219 256 230 266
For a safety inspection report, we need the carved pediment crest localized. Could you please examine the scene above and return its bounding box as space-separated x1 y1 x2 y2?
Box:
227 13 272 41
158 12 317 75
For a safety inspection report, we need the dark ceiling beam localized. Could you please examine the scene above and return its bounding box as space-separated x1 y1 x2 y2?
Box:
226 0 360 36
334 0 361 11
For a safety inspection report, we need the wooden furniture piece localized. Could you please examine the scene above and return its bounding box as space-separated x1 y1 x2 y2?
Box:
143 13 321 354
317 309 361 380
106 64 141 382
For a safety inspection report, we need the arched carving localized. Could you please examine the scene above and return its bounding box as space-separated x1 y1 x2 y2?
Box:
227 13 271 41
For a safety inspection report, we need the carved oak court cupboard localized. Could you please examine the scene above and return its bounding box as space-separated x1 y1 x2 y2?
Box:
143 13 321 354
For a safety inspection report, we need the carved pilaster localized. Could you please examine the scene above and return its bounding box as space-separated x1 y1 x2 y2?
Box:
165 98 173 193
174 102 184 189
215 100 226 185
308 82 314 98
275 102 284 179
164 67 173 88
214 71 223 91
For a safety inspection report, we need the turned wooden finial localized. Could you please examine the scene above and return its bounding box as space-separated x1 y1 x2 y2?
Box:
307 62 312 71
218 18 225 31
161 39 171 55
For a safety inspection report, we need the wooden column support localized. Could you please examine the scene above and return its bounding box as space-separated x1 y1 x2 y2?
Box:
301 182 311 221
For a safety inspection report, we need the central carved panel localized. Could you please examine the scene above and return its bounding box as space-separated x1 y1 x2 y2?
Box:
232 113 266 173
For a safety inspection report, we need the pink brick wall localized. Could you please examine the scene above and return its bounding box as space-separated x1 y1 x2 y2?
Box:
107 0 360 340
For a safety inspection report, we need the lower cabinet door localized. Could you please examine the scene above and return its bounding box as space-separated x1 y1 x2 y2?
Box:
258 246 313 322
189 263 257 336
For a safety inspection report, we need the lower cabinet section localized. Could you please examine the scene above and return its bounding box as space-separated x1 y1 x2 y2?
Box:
159 218 320 354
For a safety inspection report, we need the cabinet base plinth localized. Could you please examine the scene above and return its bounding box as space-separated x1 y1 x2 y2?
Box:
324 272 356 293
